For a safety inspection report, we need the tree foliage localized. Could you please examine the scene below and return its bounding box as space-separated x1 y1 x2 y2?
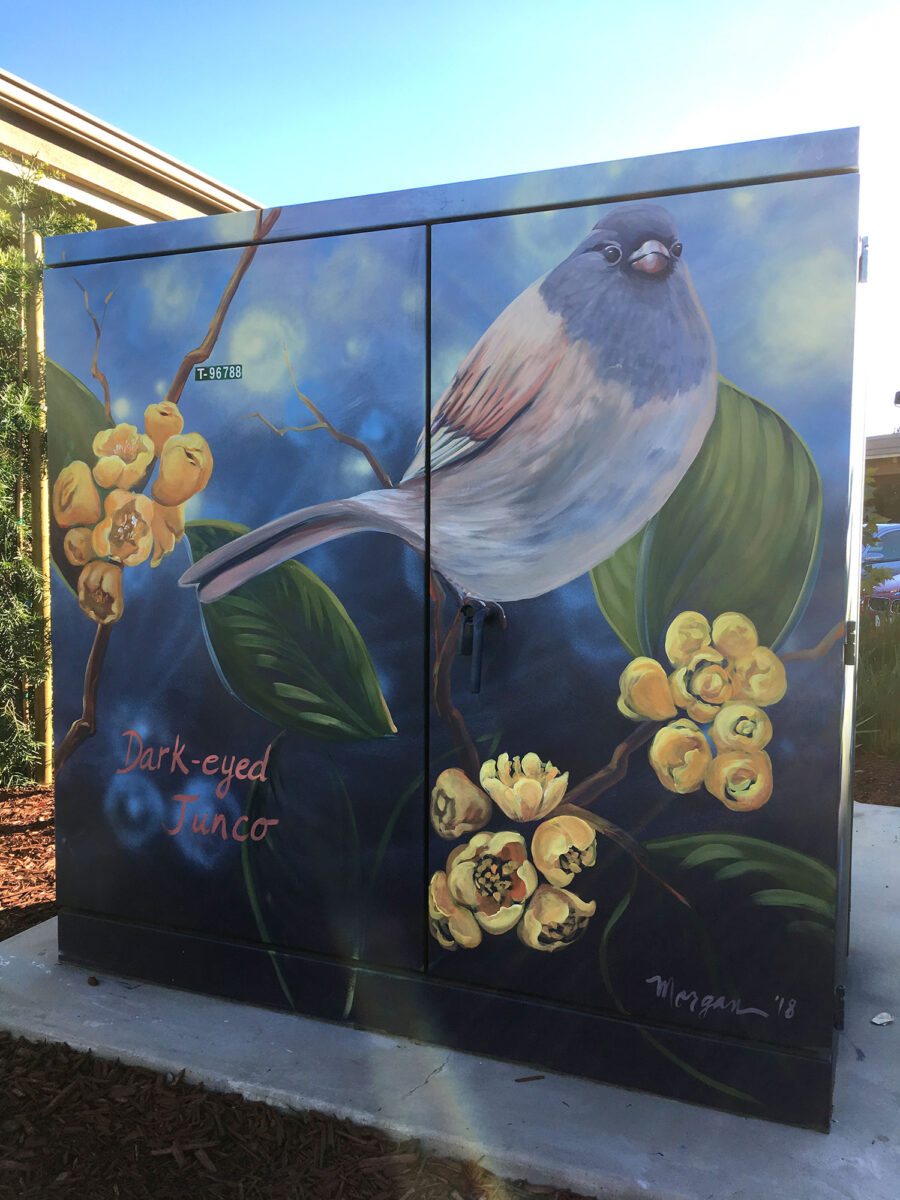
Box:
861 467 894 593
0 159 94 784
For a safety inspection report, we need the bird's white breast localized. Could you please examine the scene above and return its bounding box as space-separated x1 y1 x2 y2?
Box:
427 337 717 602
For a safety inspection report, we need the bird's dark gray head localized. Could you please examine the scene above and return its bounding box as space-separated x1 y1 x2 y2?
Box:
575 203 683 281
539 202 714 404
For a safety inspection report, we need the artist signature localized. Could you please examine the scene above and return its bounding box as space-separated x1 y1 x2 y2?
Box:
645 974 770 1020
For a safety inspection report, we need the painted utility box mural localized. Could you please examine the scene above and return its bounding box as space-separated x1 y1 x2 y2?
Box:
44 130 861 1130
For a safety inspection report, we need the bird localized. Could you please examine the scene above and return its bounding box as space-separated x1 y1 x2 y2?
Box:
179 203 717 606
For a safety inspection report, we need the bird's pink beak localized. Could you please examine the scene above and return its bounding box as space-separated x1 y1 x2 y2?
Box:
629 239 671 275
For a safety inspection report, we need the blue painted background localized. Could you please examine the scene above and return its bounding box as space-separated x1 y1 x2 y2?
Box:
45 163 858 1051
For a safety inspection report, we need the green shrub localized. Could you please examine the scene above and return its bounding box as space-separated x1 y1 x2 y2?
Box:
857 613 900 759
0 160 93 784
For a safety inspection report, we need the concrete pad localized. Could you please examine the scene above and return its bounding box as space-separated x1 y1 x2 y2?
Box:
1 802 897 1200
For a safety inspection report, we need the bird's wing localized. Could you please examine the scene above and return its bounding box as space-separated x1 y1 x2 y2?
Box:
401 281 568 481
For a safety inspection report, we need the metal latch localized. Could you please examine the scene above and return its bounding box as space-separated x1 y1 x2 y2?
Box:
459 602 504 693
844 620 857 666
834 984 846 1031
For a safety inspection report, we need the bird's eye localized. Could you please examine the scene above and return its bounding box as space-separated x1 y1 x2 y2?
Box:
601 244 622 264
670 241 683 258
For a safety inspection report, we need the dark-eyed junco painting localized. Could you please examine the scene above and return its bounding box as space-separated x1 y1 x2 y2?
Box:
180 203 717 604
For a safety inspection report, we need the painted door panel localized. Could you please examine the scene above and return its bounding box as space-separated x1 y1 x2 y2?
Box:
426 174 857 1067
46 228 429 973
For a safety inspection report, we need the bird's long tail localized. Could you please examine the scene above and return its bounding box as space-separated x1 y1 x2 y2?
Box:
179 487 424 603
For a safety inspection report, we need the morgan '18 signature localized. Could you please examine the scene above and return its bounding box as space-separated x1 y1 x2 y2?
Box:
645 974 770 1020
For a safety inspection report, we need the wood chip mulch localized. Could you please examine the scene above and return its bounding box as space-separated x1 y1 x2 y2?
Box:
0 786 56 943
0 1033 590 1200
852 749 899 806
0 787 595 1200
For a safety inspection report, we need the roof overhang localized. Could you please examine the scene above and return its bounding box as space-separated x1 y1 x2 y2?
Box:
0 67 261 226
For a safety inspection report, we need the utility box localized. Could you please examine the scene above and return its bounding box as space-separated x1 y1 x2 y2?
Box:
44 128 861 1130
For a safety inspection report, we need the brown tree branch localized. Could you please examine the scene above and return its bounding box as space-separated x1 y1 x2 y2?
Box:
781 619 845 662
245 347 393 488
165 207 282 407
566 720 664 809
72 278 112 421
557 801 689 907
432 601 481 783
53 623 112 774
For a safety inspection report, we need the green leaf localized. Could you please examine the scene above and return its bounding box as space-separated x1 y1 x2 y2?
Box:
590 526 644 661
646 832 836 907
590 378 822 657
646 831 836 952
750 888 835 920
185 519 396 742
44 359 112 592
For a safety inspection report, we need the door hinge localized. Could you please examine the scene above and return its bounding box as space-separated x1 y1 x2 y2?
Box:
834 984 846 1030
859 236 868 283
844 620 857 665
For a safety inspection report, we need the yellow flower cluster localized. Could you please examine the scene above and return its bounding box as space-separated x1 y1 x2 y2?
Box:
52 403 213 625
617 611 785 812
428 757 597 952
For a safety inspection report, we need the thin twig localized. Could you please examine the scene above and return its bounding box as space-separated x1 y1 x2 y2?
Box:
566 720 664 809
432 604 480 783
557 801 689 907
781 619 844 662
164 207 282 407
71 278 112 421
246 348 393 488
53 623 112 773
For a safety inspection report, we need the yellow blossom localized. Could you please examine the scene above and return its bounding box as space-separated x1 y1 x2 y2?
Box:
706 749 773 812
518 885 596 951
92 490 155 567
150 503 186 567
428 870 481 950
52 461 101 528
711 702 773 752
77 561 124 625
152 432 213 506
669 647 734 723
618 656 677 722
63 527 97 567
649 718 712 793
430 768 492 840
531 815 597 887
479 752 568 822
711 611 758 659
665 611 711 667
92 424 155 490
446 830 538 934
731 646 787 706
144 401 184 455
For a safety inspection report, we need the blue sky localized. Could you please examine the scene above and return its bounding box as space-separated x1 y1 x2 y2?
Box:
5 0 898 432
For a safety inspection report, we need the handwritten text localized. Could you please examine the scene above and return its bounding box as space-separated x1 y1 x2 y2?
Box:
117 730 271 799
645 974 770 1020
